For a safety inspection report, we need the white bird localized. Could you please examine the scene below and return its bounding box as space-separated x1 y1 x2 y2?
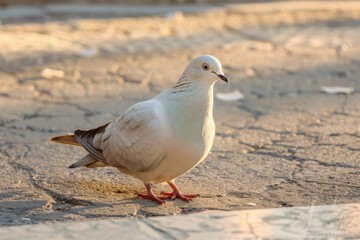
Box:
51 55 228 204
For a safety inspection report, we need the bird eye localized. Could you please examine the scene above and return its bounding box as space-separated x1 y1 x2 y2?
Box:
202 63 209 71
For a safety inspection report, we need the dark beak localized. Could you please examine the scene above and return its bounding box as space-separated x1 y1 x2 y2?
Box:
218 74 228 83
212 71 228 83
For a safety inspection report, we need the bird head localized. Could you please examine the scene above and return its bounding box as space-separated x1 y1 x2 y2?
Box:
185 55 228 84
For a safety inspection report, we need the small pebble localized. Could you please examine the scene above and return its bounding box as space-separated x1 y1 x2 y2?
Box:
41 68 65 79
246 202 257 206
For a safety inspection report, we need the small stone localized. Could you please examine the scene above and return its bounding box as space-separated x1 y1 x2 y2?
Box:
246 202 257 206
241 149 248 154
41 68 65 79
321 86 354 95
215 90 244 102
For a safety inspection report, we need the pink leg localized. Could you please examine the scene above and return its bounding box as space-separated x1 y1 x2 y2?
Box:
161 181 199 202
137 183 165 205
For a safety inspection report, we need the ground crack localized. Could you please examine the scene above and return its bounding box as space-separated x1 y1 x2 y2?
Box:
4 144 93 211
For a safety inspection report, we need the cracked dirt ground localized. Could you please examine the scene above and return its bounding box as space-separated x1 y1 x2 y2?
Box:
0 3 360 226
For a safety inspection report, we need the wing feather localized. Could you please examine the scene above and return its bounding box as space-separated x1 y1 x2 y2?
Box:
101 100 167 172
74 123 110 163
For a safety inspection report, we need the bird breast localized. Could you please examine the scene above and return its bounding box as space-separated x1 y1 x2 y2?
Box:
161 84 216 158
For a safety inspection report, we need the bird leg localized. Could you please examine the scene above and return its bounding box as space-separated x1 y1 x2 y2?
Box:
161 181 198 202
137 183 165 205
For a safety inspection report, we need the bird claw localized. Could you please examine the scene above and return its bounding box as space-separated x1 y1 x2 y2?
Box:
137 193 165 205
160 191 198 202
137 183 198 204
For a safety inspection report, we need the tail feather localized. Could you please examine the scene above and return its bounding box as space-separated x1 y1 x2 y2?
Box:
69 154 108 168
51 134 81 147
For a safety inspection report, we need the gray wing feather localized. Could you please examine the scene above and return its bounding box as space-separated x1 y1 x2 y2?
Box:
74 123 110 163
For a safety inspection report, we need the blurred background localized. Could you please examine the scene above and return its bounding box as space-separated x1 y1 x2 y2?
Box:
0 0 359 227
1 0 356 6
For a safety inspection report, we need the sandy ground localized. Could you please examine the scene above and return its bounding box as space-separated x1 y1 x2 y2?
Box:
0 1 359 226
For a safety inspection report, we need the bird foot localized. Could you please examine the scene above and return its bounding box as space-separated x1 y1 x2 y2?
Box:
137 183 166 204
161 191 198 202
137 183 198 204
137 193 165 205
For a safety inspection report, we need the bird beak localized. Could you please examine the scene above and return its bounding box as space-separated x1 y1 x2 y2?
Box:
212 71 228 83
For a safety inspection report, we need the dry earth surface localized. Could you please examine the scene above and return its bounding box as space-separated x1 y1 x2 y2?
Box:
0 1 359 226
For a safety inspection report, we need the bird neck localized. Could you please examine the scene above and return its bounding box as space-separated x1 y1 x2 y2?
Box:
171 71 194 93
156 78 215 143
163 77 215 122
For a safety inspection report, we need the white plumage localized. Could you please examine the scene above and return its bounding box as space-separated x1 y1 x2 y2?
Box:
51 55 228 204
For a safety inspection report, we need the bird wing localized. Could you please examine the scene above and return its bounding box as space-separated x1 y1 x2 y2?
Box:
73 123 110 163
100 100 168 172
